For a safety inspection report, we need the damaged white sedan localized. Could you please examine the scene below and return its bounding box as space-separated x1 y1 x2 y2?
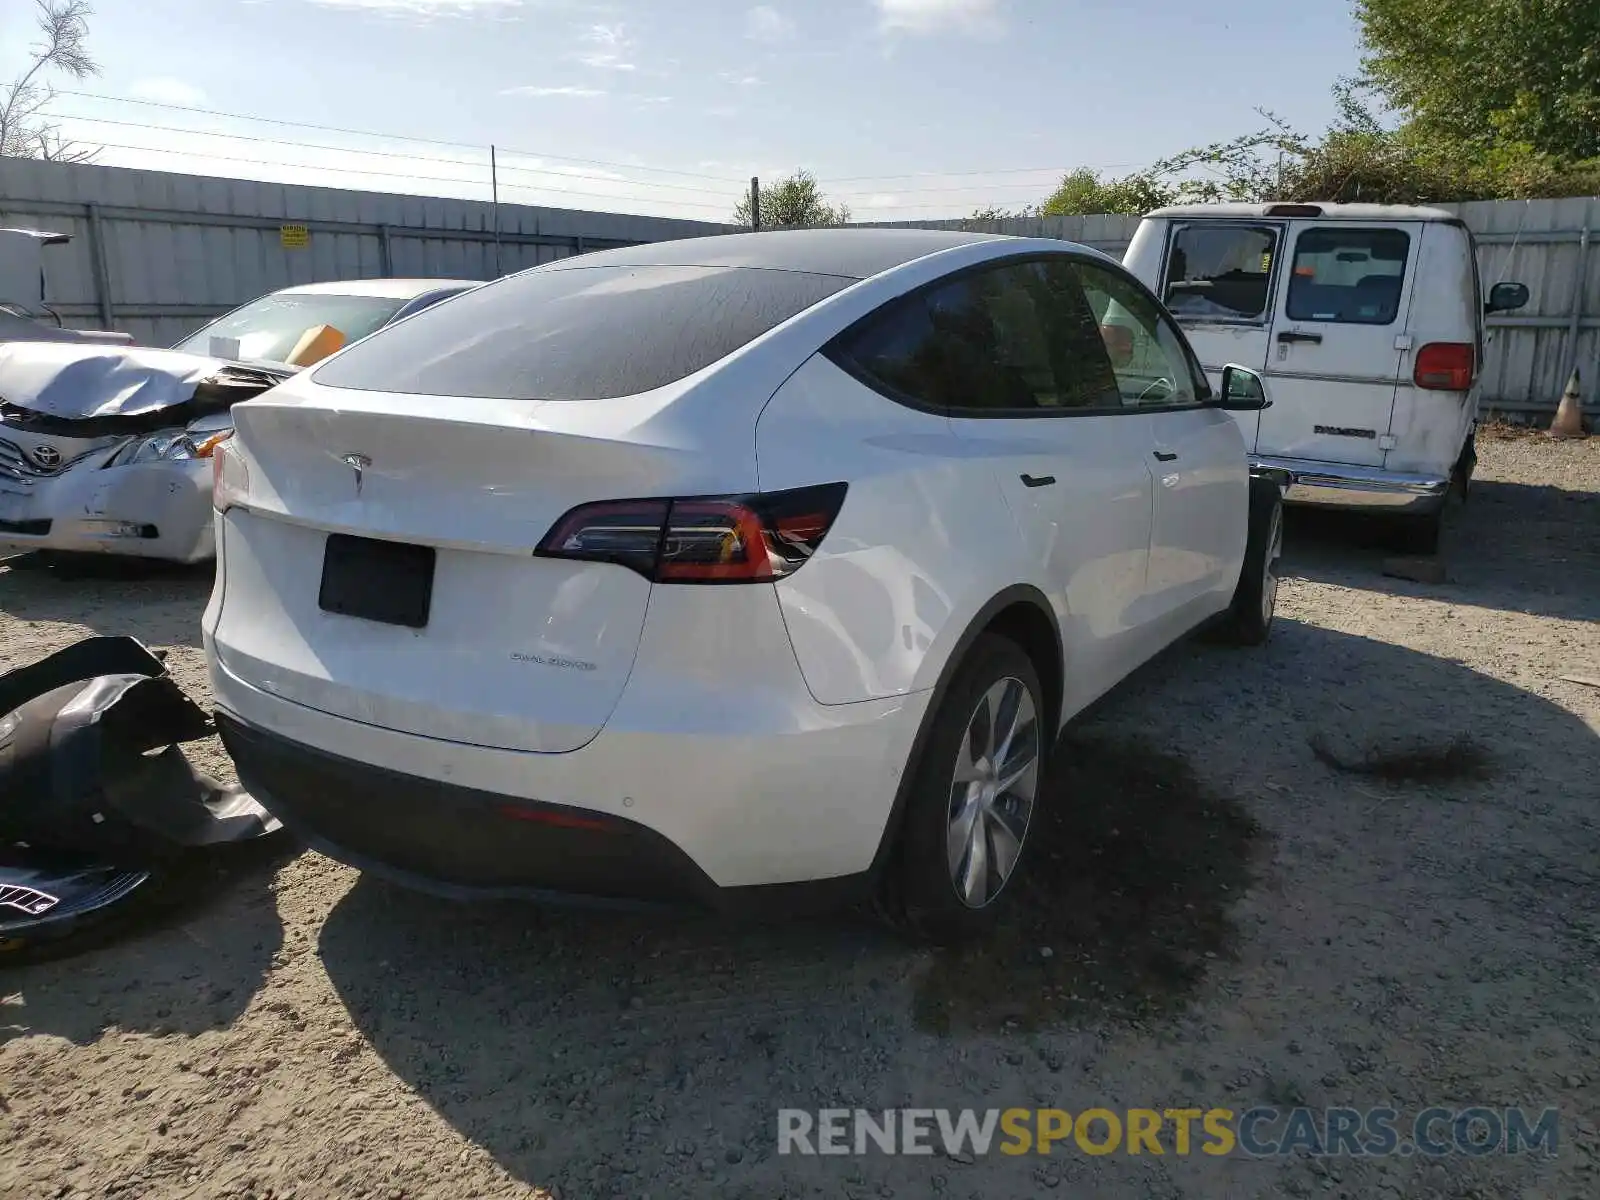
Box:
0 278 478 563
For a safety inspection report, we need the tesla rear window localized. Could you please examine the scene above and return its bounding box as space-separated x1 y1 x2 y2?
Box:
311 264 851 400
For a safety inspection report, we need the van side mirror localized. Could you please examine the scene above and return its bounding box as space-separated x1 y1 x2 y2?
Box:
1486 281 1529 314
1214 364 1272 411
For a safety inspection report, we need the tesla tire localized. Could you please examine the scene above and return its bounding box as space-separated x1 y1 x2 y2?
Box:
890 633 1045 944
1214 478 1283 646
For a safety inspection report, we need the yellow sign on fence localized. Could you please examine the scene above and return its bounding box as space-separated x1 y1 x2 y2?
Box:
279 223 310 249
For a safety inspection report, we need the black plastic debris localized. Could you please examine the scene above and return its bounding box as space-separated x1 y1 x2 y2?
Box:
0 636 282 959
0 848 153 957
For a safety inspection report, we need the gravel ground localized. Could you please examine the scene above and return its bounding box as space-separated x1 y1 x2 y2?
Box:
1 432 1596 1200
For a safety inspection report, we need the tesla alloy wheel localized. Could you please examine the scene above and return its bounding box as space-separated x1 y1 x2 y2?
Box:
894 633 1045 943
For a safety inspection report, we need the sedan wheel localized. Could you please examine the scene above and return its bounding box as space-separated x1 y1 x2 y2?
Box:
946 677 1039 909
1260 501 1283 627
891 632 1046 942
1213 477 1283 646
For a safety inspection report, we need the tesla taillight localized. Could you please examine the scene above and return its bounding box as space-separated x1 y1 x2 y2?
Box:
210 434 250 511
1414 343 1475 391
536 482 848 583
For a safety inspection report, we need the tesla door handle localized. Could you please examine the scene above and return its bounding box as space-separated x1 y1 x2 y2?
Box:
1152 451 1179 462
1019 473 1056 488
1277 330 1323 345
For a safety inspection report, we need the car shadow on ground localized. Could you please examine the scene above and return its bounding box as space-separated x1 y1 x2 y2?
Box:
0 835 296 1045
313 619 1599 1195
1281 478 1600 624
0 553 213 651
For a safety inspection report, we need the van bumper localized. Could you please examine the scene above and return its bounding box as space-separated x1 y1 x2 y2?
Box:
1250 456 1451 514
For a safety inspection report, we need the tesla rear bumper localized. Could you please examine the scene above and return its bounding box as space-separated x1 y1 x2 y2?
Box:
217 713 724 908
1251 455 1451 513
207 648 927 908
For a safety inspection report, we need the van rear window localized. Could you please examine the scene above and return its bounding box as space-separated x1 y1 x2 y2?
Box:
1286 228 1410 325
311 264 850 400
1162 224 1279 322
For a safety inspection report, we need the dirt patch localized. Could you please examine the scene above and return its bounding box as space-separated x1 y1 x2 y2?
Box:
1308 731 1497 786
1476 419 1544 441
914 734 1264 1034
1 436 1597 1200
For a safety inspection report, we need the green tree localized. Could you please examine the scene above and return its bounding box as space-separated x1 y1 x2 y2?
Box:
734 170 851 228
1356 0 1600 160
968 204 1038 221
0 0 99 161
1040 82 1600 212
1038 167 1176 216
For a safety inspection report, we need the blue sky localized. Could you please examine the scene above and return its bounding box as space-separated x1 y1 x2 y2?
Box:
26 0 1366 223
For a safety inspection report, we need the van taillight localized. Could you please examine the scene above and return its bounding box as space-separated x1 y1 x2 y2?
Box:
536 483 848 583
1414 343 1475 391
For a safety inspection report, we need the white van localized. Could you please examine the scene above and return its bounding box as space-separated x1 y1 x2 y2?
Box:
1124 203 1529 552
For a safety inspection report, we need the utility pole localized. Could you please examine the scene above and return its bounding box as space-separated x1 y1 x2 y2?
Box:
491 145 503 276
750 177 761 231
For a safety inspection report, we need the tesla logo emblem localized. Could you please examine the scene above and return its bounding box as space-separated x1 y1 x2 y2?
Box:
0 884 59 916
28 443 62 470
341 453 372 495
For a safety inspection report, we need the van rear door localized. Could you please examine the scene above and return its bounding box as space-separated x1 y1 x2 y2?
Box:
1256 221 1419 466
1150 220 1285 450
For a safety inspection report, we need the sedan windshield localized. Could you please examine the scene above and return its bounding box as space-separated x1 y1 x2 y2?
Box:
171 293 406 364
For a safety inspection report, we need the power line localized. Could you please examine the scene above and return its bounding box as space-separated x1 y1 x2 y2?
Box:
831 181 1073 199
816 163 1145 184
55 112 736 198
55 89 748 185
496 180 727 213
56 90 1152 194
80 139 730 212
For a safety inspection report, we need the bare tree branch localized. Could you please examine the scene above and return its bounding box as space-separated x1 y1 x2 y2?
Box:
0 1 100 162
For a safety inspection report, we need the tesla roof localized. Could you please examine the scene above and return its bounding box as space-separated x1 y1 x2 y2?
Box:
552 227 1014 280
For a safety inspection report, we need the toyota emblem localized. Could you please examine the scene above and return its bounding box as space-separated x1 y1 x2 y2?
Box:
28 443 62 471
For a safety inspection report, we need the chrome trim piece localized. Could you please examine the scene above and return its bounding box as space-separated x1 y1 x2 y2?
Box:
0 437 41 484
1251 454 1450 513
1263 369 1415 388
1200 364 1420 389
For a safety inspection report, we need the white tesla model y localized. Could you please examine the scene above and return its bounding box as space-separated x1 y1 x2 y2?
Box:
204 229 1281 939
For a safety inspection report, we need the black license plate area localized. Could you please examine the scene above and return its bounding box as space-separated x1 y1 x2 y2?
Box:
318 533 436 629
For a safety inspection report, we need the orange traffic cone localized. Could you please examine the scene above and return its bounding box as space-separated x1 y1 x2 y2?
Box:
1549 368 1588 439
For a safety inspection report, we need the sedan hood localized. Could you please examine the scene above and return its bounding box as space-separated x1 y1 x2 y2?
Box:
0 342 292 438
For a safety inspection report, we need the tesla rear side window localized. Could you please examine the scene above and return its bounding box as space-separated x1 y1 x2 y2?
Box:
311 264 851 400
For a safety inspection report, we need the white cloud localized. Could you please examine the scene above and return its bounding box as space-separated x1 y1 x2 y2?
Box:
127 77 207 108
306 0 522 15
500 85 605 97
718 71 762 87
875 0 1004 35
745 5 795 41
575 23 637 71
